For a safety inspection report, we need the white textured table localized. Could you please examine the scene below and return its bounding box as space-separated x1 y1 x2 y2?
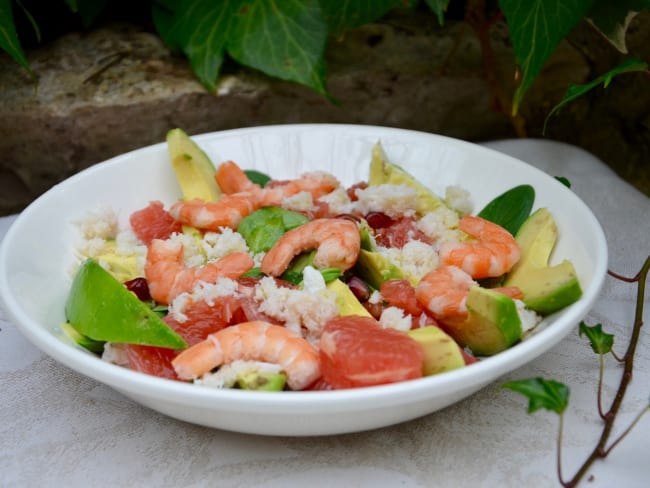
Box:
1 139 648 487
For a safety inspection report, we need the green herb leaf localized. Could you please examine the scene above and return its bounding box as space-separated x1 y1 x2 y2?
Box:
321 0 405 37
544 58 648 133
245 169 271 187
502 377 570 414
579 321 615 355
320 267 342 283
424 0 450 25
586 0 650 53
499 0 594 114
241 267 264 279
237 207 309 254
478 184 535 235
555 176 571 188
0 0 32 74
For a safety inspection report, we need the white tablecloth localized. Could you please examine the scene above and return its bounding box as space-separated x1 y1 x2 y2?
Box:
1 139 648 487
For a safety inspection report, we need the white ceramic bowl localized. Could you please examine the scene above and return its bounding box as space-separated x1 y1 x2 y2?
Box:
0 124 607 436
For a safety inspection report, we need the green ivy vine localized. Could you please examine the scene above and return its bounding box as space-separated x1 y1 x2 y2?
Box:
1 0 648 118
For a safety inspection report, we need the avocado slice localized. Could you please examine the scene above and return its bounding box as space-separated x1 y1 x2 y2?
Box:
368 141 444 215
407 325 466 375
65 259 187 349
354 249 406 289
167 128 222 202
443 286 522 356
60 322 106 354
95 240 139 283
326 279 372 317
503 208 582 315
237 371 287 391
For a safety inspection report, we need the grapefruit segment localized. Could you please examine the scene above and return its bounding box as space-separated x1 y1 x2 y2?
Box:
319 316 424 389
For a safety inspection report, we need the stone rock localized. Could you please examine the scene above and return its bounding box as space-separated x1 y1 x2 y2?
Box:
0 11 647 215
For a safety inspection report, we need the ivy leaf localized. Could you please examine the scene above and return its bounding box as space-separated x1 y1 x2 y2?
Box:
321 0 405 38
228 0 329 96
498 0 594 115
478 184 535 235
586 0 650 53
0 0 31 74
544 57 648 133
153 0 238 91
502 377 570 414
154 0 329 95
579 321 614 355
424 0 450 25
64 0 108 27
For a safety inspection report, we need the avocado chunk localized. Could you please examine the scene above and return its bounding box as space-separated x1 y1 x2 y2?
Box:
237 371 287 391
354 249 407 289
60 322 105 354
444 286 522 356
503 208 582 315
407 325 466 375
167 128 222 202
65 259 187 349
326 279 372 317
368 141 444 215
94 240 139 283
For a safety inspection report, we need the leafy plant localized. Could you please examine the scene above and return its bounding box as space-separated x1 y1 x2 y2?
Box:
1 0 648 119
503 257 650 487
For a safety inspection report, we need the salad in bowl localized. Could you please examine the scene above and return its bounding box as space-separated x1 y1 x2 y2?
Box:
0 125 606 435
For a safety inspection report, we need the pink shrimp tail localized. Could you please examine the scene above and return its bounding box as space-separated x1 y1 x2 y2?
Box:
216 160 259 194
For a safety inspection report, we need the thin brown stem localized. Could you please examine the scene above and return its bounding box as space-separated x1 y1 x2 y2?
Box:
603 405 650 456
562 256 649 487
596 354 605 419
557 413 567 486
465 0 527 138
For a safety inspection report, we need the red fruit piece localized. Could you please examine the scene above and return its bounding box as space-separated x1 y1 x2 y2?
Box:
372 217 432 249
130 200 183 245
319 316 424 389
380 279 424 317
163 295 242 346
124 344 180 380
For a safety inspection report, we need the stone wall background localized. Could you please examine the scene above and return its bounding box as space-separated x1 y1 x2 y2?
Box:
1 9 649 216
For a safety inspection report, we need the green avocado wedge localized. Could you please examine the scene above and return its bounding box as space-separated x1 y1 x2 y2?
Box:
368 142 444 215
354 249 407 289
503 208 582 315
65 259 187 349
444 286 522 356
237 371 287 391
167 128 222 202
407 325 466 375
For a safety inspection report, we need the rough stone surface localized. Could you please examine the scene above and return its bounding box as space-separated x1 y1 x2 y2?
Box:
0 11 648 215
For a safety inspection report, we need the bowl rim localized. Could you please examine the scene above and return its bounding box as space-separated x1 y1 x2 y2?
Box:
0 123 609 412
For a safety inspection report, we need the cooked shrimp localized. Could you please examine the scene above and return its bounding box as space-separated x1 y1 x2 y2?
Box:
415 265 475 322
438 215 520 279
171 162 339 231
260 218 361 276
216 160 339 205
216 160 258 194
171 320 321 390
169 193 258 231
145 239 254 304
257 172 339 206
415 265 524 324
